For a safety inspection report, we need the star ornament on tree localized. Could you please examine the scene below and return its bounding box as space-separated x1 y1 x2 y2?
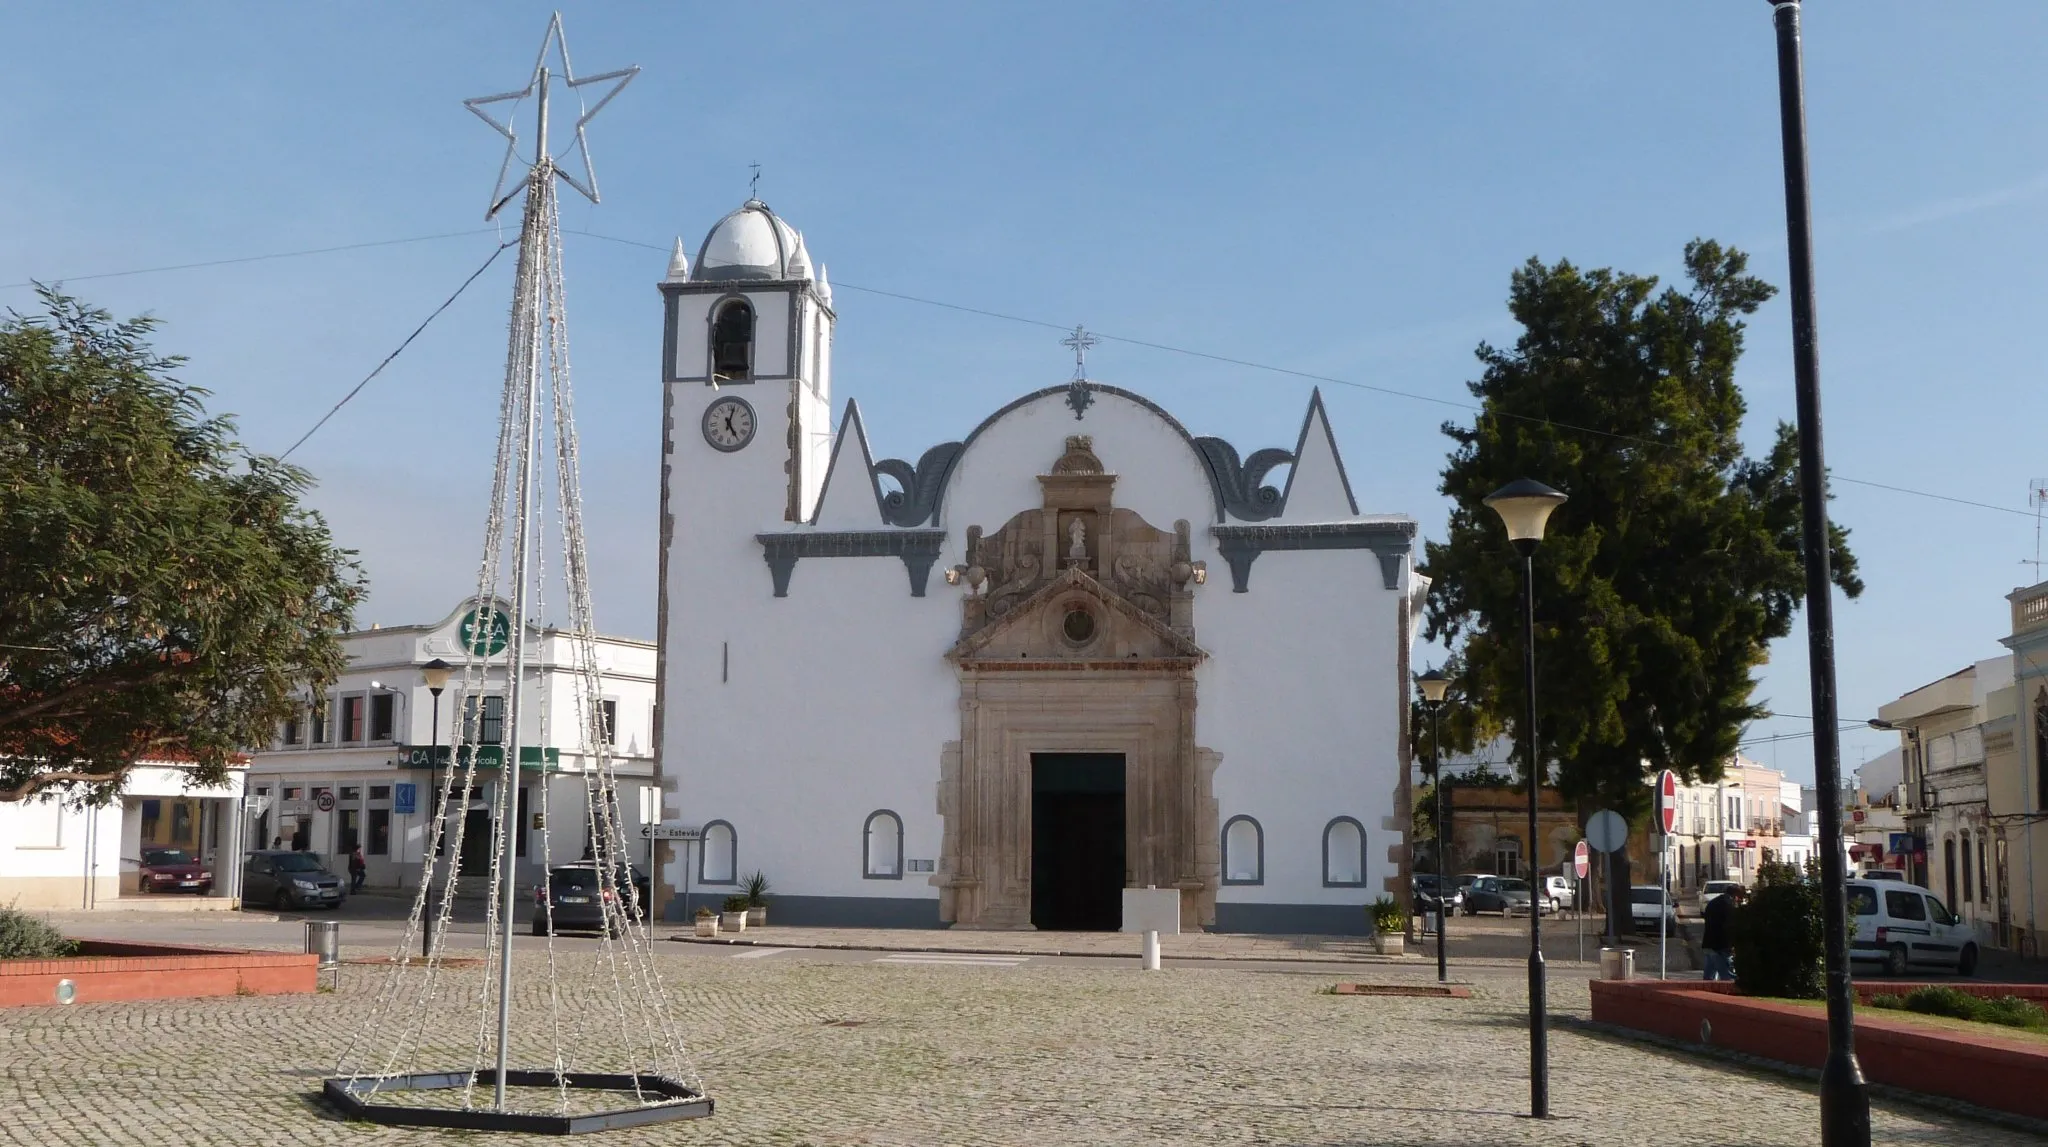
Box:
465 12 638 220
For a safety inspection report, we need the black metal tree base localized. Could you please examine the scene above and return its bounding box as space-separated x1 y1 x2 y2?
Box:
323 1070 713 1134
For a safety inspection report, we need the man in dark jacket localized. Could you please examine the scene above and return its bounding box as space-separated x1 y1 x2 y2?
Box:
1700 886 1744 980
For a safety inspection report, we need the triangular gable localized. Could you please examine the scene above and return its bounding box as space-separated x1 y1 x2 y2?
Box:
810 399 885 528
950 566 1205 663
1278 388 1359 520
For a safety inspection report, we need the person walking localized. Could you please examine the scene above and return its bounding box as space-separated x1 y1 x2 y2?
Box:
348 845 368 893
1701 885 1743 981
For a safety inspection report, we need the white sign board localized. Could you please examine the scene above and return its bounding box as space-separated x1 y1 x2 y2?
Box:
1120 887 1181 935
639 824 702 841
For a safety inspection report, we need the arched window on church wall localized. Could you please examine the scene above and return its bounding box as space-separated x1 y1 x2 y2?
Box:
863 810 902 879
1222 816 1262 885
711 298 755 381
1323 817 1365 887
701 820 736 885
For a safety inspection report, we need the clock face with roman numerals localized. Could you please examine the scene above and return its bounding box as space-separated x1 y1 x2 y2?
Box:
701 396 756 452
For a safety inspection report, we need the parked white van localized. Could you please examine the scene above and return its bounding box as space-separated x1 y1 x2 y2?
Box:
1847 880 1977 977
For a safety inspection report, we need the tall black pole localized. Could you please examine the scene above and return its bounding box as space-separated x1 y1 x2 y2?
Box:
1767 4 1869 1143
1430 702 1448 983
1520 547 1548 1118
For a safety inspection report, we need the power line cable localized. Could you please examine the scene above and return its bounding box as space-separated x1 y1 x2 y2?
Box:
561 229 2031 520
2 229 501 292
13 224 2031 519
277 241 513 462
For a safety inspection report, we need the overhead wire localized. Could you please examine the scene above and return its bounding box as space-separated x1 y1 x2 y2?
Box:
0 229 500 291
275 240 514 462
6 224 2032 519
564 228 2035 520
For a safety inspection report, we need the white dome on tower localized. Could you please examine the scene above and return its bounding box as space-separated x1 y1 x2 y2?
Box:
695 199 806 281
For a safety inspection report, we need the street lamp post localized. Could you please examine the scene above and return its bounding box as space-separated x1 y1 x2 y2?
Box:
1484 477 1568 1121
1767 5 1871 1142
420 658 451 961
1418 667 1452 984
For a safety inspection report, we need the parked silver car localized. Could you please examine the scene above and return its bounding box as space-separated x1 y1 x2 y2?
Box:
1462 875 1536 916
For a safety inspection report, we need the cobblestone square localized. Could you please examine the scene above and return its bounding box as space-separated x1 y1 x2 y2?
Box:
1 944 2036 1146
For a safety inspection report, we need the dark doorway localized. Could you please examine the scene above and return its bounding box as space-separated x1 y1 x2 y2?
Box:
1030 753 1126 931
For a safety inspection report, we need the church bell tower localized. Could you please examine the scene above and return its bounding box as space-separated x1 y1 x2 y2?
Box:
660 198 835 523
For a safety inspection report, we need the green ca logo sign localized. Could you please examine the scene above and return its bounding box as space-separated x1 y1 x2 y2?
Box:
457 608 511 656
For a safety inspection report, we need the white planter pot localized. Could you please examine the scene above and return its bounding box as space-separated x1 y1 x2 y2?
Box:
694 917 719 937
720 911 747 932
745 906 766 928
1373 933 1405 956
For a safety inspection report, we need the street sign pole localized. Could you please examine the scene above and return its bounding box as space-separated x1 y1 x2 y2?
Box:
1654 769 1678 981
1659 832 1668 980
1572 839 1591 965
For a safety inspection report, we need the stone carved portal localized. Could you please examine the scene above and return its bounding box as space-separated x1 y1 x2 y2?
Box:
937 436 1219 929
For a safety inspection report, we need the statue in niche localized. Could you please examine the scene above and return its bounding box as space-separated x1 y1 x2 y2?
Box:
1067 517 1087 561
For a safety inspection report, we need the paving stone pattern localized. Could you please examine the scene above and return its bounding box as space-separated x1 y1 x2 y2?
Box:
0 946 2033 1146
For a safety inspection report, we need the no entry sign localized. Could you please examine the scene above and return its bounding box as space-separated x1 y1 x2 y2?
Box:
1653 769 1678 835
1573 840 1590 879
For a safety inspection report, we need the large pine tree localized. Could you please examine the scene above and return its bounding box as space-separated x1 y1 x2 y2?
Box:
1422 241 1861 907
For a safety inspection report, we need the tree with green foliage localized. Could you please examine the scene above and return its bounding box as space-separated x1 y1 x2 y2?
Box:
1733 858 1826 999
0 289 363 803
1421 242 1861 918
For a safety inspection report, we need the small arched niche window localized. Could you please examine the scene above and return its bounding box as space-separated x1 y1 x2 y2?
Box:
1323 817 1366 887
711 298 755 381
1222 815 1263 885
700 820 737 885
863 810 903 879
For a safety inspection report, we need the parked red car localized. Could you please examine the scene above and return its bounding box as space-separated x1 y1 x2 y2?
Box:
138 847 212 894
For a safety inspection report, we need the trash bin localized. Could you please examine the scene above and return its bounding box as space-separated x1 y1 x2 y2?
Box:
1598 946 1634 981
306 919 341 970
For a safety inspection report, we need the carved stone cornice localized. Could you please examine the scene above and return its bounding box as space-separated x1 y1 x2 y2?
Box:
872 442 963 527
756 529 945 597
1210 520 1415 592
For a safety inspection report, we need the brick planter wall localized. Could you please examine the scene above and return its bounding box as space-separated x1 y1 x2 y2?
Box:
1590 978 2048 1122
0 940 317 1007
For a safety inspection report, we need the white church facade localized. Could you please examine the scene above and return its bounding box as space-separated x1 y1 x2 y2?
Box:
654 199 1421 934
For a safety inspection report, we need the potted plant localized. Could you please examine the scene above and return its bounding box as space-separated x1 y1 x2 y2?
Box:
742 871 770 927
694 906 719 938
720 894 749 933
1370 896 1406 956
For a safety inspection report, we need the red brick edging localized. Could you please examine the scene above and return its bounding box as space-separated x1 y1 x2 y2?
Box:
1589 978 2048 1121
0 939 317 1007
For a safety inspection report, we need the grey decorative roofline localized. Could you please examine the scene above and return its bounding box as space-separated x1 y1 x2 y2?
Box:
1193 438 1293 522
1209 521 1416 593
757 529 946 598
872 442 963 527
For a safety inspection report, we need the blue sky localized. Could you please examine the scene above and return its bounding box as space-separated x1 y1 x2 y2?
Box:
6 3 2045 783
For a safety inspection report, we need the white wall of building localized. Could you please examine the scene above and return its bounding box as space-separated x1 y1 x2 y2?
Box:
0 764 242 910
661 377 1412 930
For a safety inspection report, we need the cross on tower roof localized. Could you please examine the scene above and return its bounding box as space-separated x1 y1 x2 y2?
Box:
749 162 761 199
1061 324 1098 381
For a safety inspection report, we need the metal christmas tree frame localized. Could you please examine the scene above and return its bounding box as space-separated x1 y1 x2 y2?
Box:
322 15 709 1134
